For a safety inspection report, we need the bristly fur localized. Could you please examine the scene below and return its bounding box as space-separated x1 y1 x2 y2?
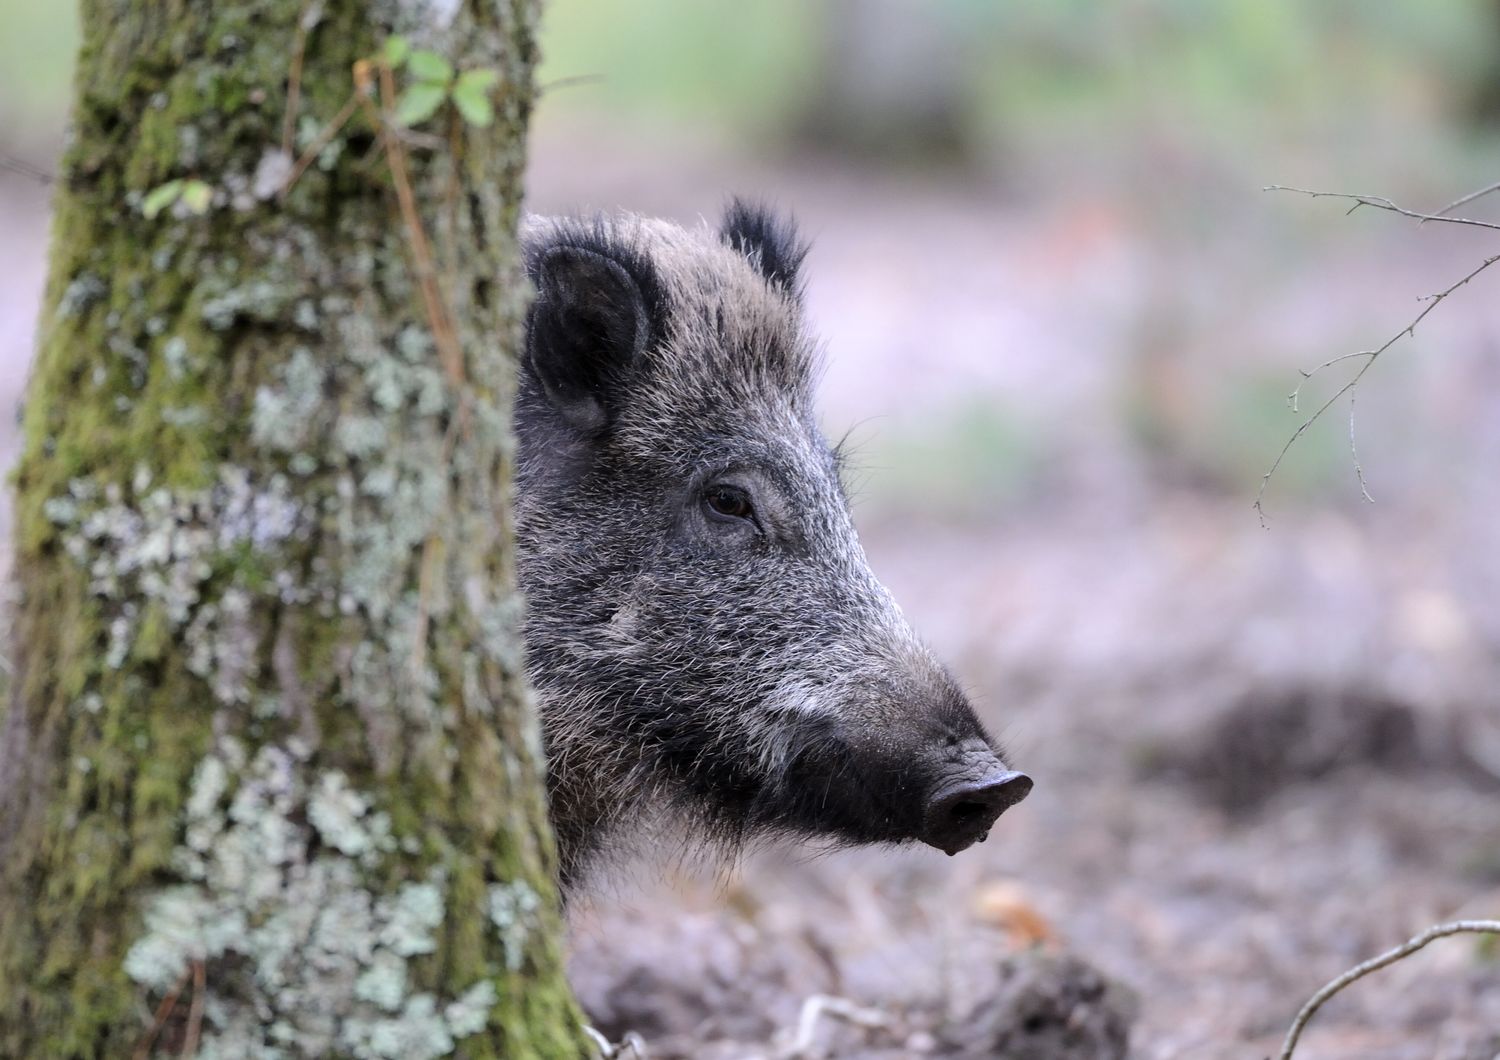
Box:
719 197 810 297
521 209 817 406
514 203 1016 892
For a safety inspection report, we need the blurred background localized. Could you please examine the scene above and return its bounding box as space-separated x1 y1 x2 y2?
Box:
4 2 1500 1056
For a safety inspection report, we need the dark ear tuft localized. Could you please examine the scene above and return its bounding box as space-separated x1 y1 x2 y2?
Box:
525 243 656 433
720 198 809 294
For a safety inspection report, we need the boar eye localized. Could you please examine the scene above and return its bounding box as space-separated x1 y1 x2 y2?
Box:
703 484 755 524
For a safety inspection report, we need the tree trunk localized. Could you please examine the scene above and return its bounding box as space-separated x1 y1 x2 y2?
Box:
0 1 587 1057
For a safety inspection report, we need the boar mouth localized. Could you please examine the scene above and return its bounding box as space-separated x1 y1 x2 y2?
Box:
919 770 1034 856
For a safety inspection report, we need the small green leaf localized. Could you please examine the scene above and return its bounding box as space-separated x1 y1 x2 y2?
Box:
142 180 183 219
179 180 212 214
451 84 494 127
382 35 410 67
454 68 499 94
407 50 453 85
394 82 448 127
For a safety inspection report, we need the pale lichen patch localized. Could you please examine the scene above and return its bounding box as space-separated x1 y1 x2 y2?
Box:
341 994 455 1060
55 273 107 320
161 335 192 378
473 588 526 676
379 878 445 957
487 880 541 973
123 885 248 993
251 147 294 201
355 950 409 1012
251 347 325 453
46 467 306 693
200 279 295 332
443 979 497 1038
162 405 209 427
128 742 498 1056
334 415 388 459
309 771 372 855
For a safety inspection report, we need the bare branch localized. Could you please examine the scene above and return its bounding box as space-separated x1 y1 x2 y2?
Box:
280 0 324 156
1348 388 1372 504
279 92 359 196
131 964 192 1060
183 958 207 1057
1255 252 1500 525
1264 185 1500 233
1287 350 1374 414
0 152 55 185
582 1026 612 1057
537 73 607 96
367 60 465 393
1431 179 1500 219
583 1026 649 1059
1277 919 1500 1060
782 994 891 1059
1255 365 1370 527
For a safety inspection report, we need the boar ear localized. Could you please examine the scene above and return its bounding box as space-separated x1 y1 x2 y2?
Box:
720 197 809 295
527 245 655 434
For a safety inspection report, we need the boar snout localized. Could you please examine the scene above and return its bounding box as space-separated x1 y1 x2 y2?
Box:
922 762 1033 857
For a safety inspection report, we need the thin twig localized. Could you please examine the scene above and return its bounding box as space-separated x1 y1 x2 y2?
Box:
361 57 473 668
1264 185 1500 232
1276 919 1500 1060
583 1026 612 1058
537 73 607 96
582 1025 648 1059
131 965 192 1060
1347 387 1371 504
0 153 55 185
616 1032 649 1059
443 110 464 279
1431 179 1500 219
281 0 323 156
288 55 467 393
367 60 466 392
1254 253 1500 525
1287 351 1373 413
782 994 890 1059
181 959 206 1058
279 92 358 197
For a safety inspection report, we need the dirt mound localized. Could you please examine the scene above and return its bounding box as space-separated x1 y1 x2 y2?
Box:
1142 686 1500 814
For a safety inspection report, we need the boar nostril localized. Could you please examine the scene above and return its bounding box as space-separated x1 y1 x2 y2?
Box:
922 771 1033 857
949 800 990 825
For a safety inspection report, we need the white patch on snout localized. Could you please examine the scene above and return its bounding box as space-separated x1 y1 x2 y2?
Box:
604 600 642 643
766 678 835 718
754 677 836 779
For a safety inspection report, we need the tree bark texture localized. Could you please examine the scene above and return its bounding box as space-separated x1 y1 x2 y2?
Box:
0 1 587 1056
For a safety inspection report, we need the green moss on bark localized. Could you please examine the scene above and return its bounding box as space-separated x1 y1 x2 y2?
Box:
0 1 587 1056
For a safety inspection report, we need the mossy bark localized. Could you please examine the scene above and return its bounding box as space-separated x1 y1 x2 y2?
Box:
0 1 589 1057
